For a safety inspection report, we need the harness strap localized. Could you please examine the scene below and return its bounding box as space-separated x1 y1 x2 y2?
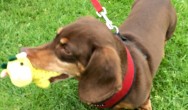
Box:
93 45 135 108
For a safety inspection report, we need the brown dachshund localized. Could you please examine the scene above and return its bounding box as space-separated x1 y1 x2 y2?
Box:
21 0 177 109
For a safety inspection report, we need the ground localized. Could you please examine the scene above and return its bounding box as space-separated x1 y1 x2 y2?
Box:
0 0 187 110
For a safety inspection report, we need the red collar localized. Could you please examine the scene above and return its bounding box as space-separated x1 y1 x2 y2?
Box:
94 47 135 108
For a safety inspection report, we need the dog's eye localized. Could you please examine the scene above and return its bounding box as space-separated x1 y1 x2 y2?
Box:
56 43 76 62
60 43 72 55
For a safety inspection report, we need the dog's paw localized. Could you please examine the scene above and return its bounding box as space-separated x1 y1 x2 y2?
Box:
138 99 152 110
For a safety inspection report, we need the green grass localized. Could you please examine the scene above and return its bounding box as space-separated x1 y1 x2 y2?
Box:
0 0 187 110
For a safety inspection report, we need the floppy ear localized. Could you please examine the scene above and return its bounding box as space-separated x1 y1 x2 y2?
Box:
56 27 63 34
79 46 122 103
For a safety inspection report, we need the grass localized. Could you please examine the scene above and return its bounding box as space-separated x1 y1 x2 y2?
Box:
0 0 187 110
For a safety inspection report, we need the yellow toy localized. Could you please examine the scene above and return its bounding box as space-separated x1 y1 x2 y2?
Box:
0 52 62 88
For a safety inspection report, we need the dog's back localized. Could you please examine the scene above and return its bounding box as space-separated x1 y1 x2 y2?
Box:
112 0 177 109
119 0 177 75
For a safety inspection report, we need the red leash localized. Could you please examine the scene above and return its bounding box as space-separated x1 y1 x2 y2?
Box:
90 0 103 12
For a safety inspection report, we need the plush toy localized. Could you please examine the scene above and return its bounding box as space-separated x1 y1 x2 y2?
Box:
0 52 61 88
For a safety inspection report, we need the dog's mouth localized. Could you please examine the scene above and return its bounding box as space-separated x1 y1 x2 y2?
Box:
49 73 70 83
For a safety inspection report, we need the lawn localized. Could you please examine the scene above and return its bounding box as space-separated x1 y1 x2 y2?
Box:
0 0 187 110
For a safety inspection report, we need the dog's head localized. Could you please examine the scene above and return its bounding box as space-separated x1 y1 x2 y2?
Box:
22 17 123 103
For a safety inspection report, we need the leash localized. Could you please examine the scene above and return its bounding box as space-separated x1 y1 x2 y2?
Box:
90 0 119 34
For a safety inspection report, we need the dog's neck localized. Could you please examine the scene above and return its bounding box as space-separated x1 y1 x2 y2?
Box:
93 36 135 108
114 34 128 79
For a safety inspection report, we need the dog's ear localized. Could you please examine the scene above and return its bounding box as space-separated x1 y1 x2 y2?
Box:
57 27 63 34
79 46 122 103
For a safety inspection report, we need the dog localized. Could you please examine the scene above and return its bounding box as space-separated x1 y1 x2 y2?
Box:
21 0 177 109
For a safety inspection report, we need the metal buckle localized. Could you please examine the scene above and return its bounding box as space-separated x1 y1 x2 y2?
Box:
96 7 119 33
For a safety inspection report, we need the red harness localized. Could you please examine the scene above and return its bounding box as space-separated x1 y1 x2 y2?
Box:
94 47 135 108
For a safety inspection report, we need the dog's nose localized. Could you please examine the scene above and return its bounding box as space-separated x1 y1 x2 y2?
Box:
20 47 35 60
20 47 29 53
20 47 32 58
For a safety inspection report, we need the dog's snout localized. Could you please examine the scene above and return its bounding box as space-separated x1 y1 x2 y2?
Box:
20 48 31 56
20 47 34 59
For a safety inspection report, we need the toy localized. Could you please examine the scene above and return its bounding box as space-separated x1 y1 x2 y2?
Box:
0 52 62 88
